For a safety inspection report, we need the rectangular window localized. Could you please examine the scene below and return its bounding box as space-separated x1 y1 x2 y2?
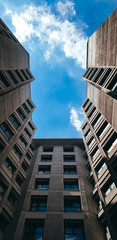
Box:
15 175 24 187
0 70 10 88
26 99 34 109
15 69 24 82
64 220 85 240
4 157 16 174
22 103 30 114
0 179 7 197
9 114 21 129
28 122 34 130
64 155 75 162
64 166 77 174
26 152 31 161
8 190 18 206
7 70 18 84
64 197 81 212
0 122 13 140
63 146 74 152
38 166 51 174
64 179 79 190
24 128 31 138
104 182 116 197
0 137 6 153
30 196 47 211
17 108 26 120
35 179 49 190
25 69 32 79
12 145 22 159
19 136 27 148
21 162 28 172
41 155 52 162
21 69 29 80
43 146 53 152
23 220 44 240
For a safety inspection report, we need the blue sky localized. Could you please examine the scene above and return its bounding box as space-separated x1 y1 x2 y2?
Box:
0 0 116 138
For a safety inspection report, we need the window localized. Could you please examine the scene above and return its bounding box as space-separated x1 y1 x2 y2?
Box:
0 137 6 153
24 128 31 138
8 191 17 206
64 155 75 162
41 155 52 162
26 99 34 109
9 114 21 129
15 69 24 82
26 152 31 161
0 71 10 88
35 179 49 190
25 69 32 79
63 146 74 152
64 166 77 174
0 122 13 140
64 220 85 240
64 197 81 212
4 157 16 174
22 162 28 172
7 70 18 84
0 214 9 233
19 136 27 148
12 145 22 159
21 69 29 80
15 175 24 187
17 108 26 120
39 166 51 174
23 220 44 240
22 103 30 114
0 179 7 197
97 162 106 175
28 122 34 130
64 179 78 190
30 196 47 211
104 182 116 197
43 146 53 152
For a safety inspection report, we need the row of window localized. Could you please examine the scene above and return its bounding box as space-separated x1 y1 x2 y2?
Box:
0 68 34 90
35 178 79 190
41 146 75 152
40 155 75 162
38 165 77 175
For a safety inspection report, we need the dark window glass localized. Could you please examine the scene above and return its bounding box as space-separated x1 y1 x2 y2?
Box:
0 179 7 196
21 69 29 80
0 122 13 140
17 108 26 120
64 197 81 212
64 221 85 240
12 145 22 159
26 152 31 161
0 137 6 153
25 69 32 78
19 136 27 148
8 191 17 206
28 122 34 130
26 99 33 109
7 70 18 84
22 162 28 172
15 70 24 82
30 197 47 211
0 214 9 233
64 166 77 174
22 103 30 114
24 128 31 138
39 166 51 174
0 71 10 87
35 179 49 190
43 146 53 152
4 157 16 174
16 175 23 187
9 114 21 129
64 155 75 162
23 220 44 240
64 179 78 190
41 155 52 162
64 146 74 152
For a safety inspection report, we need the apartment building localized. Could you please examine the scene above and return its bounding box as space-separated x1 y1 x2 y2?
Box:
4 139 104 240
0 18 36 239
81 9 117 240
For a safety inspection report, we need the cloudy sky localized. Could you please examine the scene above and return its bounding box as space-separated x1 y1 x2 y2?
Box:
0 0 116 138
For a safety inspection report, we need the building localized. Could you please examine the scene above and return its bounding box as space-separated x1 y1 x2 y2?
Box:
0 18 36 239
81 9 117 240
3 139 104 240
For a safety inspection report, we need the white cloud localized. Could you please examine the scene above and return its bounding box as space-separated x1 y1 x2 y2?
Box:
6 1 87 69
57 0 76 17
70 107 83 132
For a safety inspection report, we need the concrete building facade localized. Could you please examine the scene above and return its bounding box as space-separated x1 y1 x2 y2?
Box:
81 8 117 240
